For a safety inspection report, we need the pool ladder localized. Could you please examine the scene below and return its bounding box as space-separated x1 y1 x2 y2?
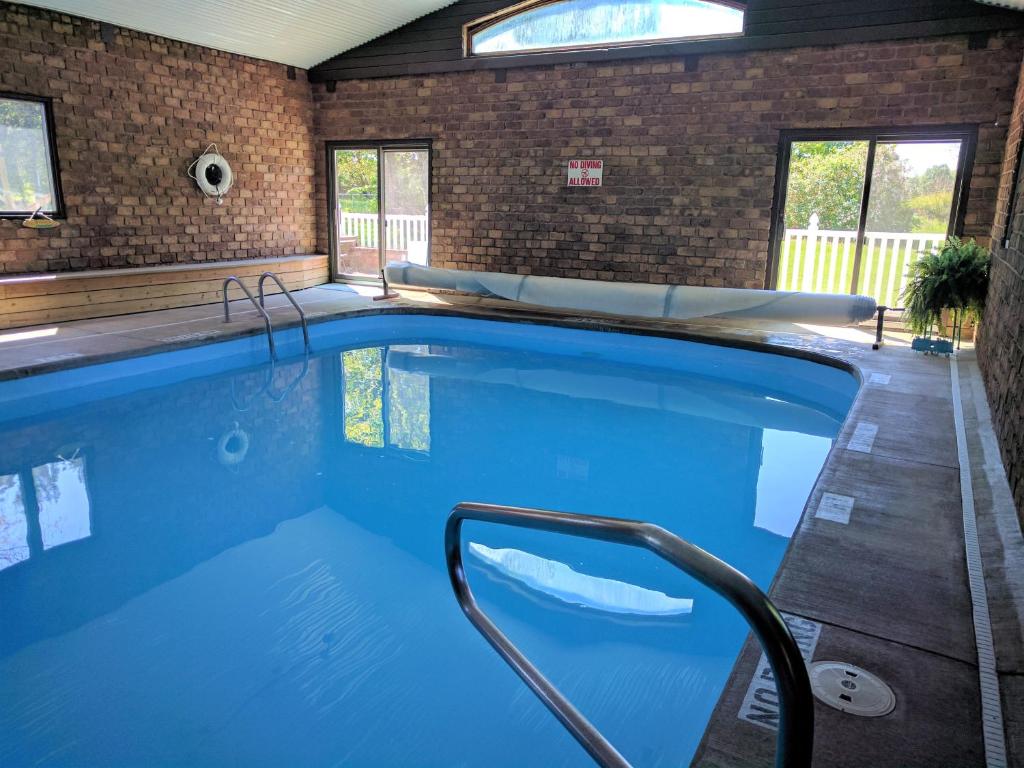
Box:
445 502 814 768
222 272 310 360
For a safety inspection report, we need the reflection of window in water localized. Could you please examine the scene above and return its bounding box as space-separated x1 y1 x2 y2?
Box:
343 348 385 448
388 363 430 452
0 474 29 572
754 429 832 538
33 457 91 550
342 346 430 452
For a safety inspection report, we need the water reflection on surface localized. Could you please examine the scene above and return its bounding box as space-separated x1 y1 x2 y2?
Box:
35 457 91 550
0 456 91 572
0 475 28 571
343 346 431 452
469 542 694 616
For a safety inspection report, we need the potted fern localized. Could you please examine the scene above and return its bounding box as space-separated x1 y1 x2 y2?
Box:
901 237 990 354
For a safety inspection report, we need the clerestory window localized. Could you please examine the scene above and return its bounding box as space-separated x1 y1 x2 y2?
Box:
465 0 743 56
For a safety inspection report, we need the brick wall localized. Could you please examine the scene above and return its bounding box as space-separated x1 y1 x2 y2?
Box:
978 51 1024 519
3 1 1022 293
314 33 1023 288
0 3 318 274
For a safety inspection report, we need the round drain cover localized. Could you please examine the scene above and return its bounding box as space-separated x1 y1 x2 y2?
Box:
809 662 895 717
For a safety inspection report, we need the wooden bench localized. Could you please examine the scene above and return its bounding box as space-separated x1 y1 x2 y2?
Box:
0 255 329 330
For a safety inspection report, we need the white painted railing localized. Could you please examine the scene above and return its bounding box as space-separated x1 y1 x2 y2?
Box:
777 215 947 308
338 211 429 253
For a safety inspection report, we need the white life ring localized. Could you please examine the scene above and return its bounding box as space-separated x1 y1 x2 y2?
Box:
188 143 234 203
194 153 233 199
217 425 249 467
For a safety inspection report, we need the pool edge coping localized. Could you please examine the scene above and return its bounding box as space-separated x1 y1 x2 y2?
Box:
0 300 864 387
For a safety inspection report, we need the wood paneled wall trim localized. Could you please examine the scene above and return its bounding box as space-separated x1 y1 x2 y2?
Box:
0 255 329 330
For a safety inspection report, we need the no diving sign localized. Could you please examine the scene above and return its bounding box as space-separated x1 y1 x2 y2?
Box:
738 614 821 731
567 159 603 187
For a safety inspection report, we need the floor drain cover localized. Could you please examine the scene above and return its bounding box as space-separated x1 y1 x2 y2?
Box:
808 662 895 717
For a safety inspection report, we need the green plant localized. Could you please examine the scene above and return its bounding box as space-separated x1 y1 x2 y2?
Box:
901 237 990 337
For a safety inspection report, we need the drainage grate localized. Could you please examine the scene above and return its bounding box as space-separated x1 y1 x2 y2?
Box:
809 662 896 717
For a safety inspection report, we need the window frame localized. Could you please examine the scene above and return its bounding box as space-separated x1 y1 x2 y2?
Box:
765 124 978 293
462 0 745 58
0 91 65 219
325 138 433 284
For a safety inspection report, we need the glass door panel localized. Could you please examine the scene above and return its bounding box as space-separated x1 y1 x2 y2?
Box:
383 149 430 266
334 148 381 280
772 132 971 307
856 141 962 307
776 141 870 295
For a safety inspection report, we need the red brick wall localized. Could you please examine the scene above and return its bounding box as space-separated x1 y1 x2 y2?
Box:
0 3 317 274
979 51 1024 519
314 33 1023 288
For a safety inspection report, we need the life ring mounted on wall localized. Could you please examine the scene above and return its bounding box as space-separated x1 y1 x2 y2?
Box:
187 143 234 204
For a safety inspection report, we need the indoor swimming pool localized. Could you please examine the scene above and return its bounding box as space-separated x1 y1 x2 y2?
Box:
0 315 858 767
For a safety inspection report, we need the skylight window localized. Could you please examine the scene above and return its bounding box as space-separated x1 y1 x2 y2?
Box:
467 0 743 56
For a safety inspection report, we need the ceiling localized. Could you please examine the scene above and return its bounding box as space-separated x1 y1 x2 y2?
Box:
15 0 458 68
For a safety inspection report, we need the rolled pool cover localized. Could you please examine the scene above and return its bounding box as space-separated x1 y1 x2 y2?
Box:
384 261 877 325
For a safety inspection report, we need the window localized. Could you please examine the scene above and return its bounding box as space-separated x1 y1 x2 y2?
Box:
328 141 431 281
0 93 63 217
767 127 976 307
466 0 743 56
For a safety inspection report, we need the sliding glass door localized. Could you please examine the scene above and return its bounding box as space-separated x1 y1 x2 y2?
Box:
329 141 431 282
768 128 975 309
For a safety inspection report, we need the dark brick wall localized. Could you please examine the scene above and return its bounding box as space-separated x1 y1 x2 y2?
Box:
313 32 1023 288
979 52 1024 520
0 3 318 274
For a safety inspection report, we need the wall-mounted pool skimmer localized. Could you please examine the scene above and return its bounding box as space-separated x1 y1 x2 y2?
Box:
809 662 895 717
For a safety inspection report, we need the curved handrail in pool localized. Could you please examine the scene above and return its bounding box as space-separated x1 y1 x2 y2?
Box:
222 276 276 360
444 502 814 768
257 271 310 353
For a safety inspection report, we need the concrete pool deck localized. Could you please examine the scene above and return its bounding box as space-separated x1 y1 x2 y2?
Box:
0 284 1021 768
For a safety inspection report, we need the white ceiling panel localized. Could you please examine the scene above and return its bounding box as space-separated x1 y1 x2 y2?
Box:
14 0 457 68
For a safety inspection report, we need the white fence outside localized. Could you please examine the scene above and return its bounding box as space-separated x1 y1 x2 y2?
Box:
777 215 947 308
338 212 429 254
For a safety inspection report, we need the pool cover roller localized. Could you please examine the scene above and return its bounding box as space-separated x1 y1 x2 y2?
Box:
384 261 877 326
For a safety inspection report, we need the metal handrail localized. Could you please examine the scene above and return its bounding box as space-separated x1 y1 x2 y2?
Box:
445 502 814 768
257 271 310 353
222 276 276 360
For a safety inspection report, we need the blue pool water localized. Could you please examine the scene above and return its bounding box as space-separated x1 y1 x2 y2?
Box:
0 315 857 767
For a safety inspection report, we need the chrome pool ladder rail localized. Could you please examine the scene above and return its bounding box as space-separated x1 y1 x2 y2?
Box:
222 276 276 360
445 502 814 768
257 271 310 353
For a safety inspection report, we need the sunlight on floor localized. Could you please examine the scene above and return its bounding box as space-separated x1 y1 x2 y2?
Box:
0 327 59 344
